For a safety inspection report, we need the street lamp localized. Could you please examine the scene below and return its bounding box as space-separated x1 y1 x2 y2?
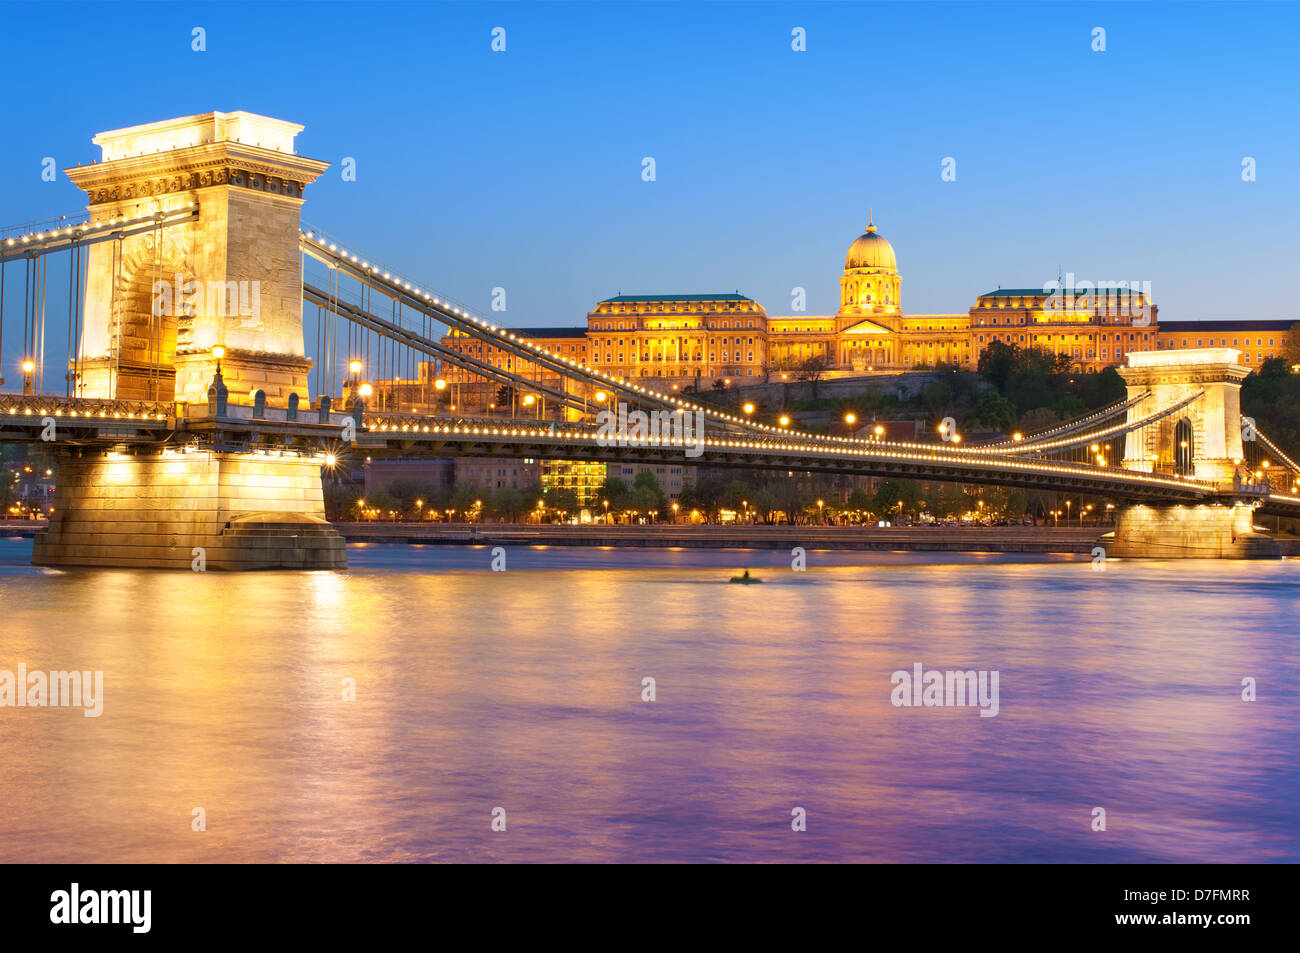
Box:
212 345 225 374
742 402 755 415
844 412 857 426
22 359 34 395
817 499 825 523
779 415 791 427
1065 500 1073 525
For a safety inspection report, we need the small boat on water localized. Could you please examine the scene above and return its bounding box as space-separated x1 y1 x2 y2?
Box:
729 569 762 584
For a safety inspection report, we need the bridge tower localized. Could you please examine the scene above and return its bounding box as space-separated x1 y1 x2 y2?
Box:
1117 348 1249 482
64 111 329 406
1106 348 1277 557
32 112 346 570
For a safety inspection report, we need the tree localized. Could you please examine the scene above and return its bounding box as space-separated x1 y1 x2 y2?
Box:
873 479 922 519
1083 366 1126 407
633 486 662 519
847 488 874 520
1242 359 1300 459
967 388 1017 432
1283 323 1300 367
977 340 1019 391
366 488 399 520
921 379 953 415
751 488 779 523
929 483 968 519
489 486 525 522
1017 407 1061 435
545 487 579 517
720 479 752 512
796 355 829 398
600 476 633 513
632 470 662 496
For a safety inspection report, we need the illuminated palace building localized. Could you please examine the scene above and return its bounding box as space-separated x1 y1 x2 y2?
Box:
438 218 1294 416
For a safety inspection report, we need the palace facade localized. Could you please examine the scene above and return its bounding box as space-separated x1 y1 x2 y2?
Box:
439 219 1294 414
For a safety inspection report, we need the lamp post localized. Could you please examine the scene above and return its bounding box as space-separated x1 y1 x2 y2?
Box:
22 359 35 396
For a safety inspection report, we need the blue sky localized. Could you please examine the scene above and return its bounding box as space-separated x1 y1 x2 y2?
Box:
1 0 1297 345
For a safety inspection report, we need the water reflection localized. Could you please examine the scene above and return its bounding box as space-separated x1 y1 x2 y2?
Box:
0 538 1295 862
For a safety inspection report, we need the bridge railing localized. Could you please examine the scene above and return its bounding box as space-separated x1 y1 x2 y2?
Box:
0 393 173 421
0 211 89 241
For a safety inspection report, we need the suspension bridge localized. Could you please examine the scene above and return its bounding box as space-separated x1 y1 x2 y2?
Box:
1 111 1297 568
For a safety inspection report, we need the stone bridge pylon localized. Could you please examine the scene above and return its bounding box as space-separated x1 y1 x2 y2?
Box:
33 111 346 571
1105 348 1278 558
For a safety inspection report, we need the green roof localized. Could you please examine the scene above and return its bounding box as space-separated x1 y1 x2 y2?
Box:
979 287 1151 298
601 293 752 303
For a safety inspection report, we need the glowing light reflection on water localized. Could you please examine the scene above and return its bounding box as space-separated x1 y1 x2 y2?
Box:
1 538 1296 862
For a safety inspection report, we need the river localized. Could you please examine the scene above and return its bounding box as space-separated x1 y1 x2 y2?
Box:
1 537 1296 862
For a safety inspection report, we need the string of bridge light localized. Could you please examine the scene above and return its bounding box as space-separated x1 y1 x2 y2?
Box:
978 390 1205 457
977 393 1149 448
297 229 1221 465
301 279 602 421
3 406 169 420
1254 429 1300 474
357 417 1220 492
1 204 198 252
300 229 794 437
300 229 1039 451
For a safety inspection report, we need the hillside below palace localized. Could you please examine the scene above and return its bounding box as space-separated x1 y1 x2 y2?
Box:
437 218 1293 412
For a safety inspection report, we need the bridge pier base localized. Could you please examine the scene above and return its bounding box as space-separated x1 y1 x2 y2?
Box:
32 450 347 571
1101 502 1280 559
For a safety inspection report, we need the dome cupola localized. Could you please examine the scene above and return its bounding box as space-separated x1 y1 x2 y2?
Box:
844 216 897 273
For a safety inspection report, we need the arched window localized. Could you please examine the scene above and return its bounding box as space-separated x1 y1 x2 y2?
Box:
1175 419 1194 475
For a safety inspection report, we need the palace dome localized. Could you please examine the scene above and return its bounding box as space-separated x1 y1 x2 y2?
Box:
845 223 897 272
